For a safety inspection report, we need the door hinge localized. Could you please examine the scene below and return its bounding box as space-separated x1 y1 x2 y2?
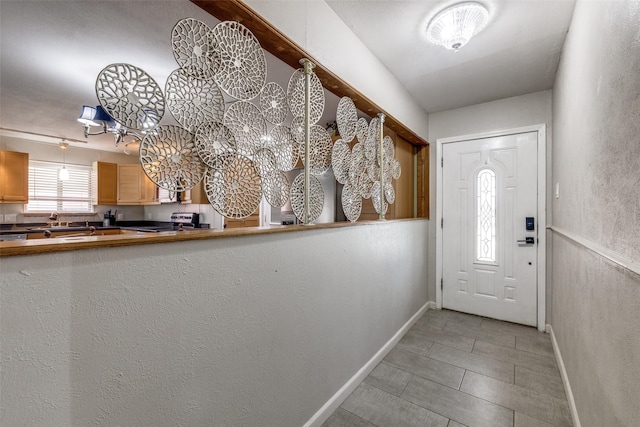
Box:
441 278 443 290
441 157 444 167
441 217 443 228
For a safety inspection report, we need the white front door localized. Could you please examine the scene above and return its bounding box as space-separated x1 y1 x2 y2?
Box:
442 132 538 326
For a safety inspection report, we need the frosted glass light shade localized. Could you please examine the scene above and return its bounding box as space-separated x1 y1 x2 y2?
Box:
427 2 489 52
59 166 69 181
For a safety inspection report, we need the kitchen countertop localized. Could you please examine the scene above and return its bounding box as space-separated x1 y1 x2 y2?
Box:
0 219 428 257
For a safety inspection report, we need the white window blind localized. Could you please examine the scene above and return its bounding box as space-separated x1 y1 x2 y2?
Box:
27 160 93 212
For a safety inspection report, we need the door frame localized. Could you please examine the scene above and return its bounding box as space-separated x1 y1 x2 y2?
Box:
435 124 547 331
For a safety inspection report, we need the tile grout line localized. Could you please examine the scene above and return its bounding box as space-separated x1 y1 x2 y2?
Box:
337 406 381 427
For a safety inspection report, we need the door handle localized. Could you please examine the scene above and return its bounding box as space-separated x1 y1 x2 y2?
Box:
517 237 535 244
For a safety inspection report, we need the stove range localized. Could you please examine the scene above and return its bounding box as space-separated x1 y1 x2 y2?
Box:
121 212 200 233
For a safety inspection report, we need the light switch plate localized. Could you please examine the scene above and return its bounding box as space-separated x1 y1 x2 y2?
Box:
5 213 17 223
117 213 124 220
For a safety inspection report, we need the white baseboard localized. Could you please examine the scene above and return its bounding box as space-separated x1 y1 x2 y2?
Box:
547 324 581 427
427 301 437 310
304 301 433 427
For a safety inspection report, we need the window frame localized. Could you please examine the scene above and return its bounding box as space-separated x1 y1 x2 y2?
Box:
26 160 94 213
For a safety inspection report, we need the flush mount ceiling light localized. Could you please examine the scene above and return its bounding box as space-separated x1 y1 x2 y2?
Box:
426 2 489 52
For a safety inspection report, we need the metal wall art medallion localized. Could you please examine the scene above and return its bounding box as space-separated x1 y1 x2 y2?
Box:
171 18 220 81
290 173 324 224
165 68 225 132
139 125 205 191
211 21 267 101
204 155 262 218
96 63 165 131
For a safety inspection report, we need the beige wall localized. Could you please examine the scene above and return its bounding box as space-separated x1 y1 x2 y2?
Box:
550 1 640 426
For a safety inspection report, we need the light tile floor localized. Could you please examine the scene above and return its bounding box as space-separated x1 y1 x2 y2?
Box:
322 309 572 427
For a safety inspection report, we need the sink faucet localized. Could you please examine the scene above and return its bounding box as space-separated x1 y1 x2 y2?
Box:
48 212 59 227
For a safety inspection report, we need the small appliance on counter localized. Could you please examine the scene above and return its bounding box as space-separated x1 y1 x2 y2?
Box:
103 210 116 227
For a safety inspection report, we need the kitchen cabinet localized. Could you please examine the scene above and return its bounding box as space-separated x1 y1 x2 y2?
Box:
91 161 117 205
190 180 208 204
0 150 29 204
158 188 191 204
117 164 158 205
224 211 260 228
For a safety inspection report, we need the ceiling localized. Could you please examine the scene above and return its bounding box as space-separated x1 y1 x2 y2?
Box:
0 0 576 154
326 0 576 113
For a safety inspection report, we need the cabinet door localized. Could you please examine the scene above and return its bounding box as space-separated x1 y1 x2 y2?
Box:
0 150 29 203
189 180 209 205
140 171 158 204
92 161 117 205
117 164 142 204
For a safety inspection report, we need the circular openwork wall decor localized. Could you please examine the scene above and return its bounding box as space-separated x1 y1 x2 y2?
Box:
349 143 373 199
269 125 298 172
349 142 366 184
223 101 267 157
298 125 333 175
204 154 262 219
139 125 205 191
331 139 352 185
194 121 236 168
360 176 374 199
290 173 325 224
356 117 369 143
367 116 380 144
366 159 380 183
371 181 389 215
290 116 305 145
364 133 377 162
211 21 266 100
384 181 396 204
171 18 220 81
341 182 362 223
254 147 277 177
165 69 225 132
391 158 402 180
260 82 287 125
383 135 395 160
286 69 325 125
96 63 165 131
336 97 357 143
263 170 290 208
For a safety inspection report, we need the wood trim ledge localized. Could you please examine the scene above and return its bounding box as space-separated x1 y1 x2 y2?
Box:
0 219 428 258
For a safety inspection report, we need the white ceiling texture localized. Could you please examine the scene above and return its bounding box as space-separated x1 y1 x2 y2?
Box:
0 0 576 153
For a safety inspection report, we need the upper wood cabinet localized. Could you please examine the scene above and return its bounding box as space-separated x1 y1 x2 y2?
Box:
0 150 29 204
117 164 159 205
190 180 208 204
92 161 117 205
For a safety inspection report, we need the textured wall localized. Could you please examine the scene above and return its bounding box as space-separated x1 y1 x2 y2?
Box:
428 90 553 304
553 0 640 261
1 220 429 426
551 0 640 425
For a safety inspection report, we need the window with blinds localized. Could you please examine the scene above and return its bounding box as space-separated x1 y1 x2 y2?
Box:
27 161 93 212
